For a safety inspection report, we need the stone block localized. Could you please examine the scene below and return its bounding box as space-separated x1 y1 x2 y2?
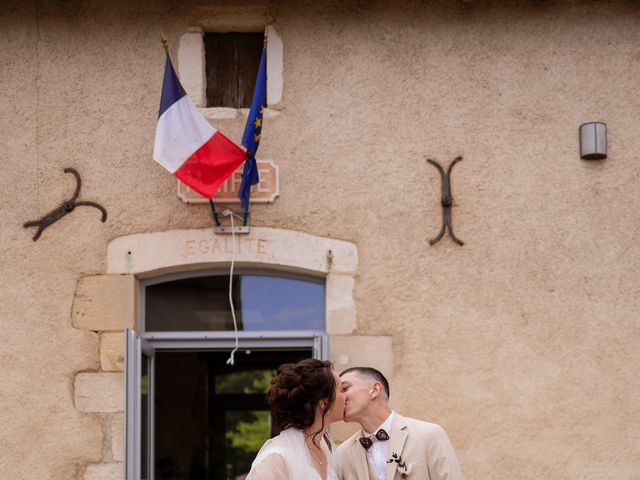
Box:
100 333 125 372
330 336 393 378
326 274 357 334
110 414 125 462
265 25 283 105
73 275 135 331
74 372 124 413
195 6 272 31
178 29 205 107
84 463 124 480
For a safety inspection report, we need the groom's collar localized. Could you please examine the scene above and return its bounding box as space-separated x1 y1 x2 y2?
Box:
363 410 395 436
390 412 409 431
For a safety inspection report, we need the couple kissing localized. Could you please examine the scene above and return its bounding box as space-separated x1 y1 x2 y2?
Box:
246 359 463 480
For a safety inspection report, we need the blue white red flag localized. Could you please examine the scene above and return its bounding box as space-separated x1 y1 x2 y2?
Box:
153 52 246 198
238 46 267 211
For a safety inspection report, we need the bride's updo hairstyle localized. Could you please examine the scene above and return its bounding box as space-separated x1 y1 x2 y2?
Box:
267 359 336 445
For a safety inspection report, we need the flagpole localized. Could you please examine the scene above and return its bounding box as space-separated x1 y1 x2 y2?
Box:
243 203 250 226
239 32 267 227
240 33 267 227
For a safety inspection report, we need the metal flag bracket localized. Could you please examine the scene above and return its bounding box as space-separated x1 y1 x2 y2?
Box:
209 200 250 234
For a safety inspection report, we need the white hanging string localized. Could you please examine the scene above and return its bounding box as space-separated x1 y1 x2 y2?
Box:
223 209 239 366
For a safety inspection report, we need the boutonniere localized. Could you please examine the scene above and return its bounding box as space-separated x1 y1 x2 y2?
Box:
387 452 412 478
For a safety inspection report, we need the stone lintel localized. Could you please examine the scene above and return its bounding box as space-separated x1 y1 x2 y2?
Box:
107 228 358 276
191 6 273 31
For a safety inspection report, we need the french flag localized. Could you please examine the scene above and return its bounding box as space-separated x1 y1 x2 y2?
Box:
153 53 246 198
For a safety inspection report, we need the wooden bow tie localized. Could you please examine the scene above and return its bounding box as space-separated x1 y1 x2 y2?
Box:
359 429 390 449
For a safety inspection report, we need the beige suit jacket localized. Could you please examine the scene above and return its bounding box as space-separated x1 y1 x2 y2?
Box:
337 414 463 480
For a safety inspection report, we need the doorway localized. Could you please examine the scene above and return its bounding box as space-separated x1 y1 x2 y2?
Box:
127 269 328 480
154 349 310 480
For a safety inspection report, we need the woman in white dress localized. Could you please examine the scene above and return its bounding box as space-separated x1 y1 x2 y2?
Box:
246 359 346 480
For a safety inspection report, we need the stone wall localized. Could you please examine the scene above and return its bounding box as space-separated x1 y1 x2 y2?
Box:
71 275 133 479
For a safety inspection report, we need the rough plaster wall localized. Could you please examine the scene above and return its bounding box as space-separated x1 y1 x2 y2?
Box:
269 3 640 478
0 4 104 480
0 0 639 478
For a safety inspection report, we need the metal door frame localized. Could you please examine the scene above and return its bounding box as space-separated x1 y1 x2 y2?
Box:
126 269 328 480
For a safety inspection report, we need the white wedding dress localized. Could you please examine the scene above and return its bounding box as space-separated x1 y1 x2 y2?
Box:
246 428 340 480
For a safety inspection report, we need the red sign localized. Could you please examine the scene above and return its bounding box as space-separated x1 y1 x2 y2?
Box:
177 159 279 204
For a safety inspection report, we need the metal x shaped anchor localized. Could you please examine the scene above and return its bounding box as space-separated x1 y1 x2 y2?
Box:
427 156 464 246
23 168 107 241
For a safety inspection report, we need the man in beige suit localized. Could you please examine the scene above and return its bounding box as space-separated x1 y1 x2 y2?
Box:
337 367 463 480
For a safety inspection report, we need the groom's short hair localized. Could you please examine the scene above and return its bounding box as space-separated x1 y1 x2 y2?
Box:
340 367 390 400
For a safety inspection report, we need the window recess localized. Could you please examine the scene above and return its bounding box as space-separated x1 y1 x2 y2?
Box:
204 32 264 108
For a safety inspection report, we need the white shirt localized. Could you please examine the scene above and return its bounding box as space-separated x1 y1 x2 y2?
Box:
363 411 394 480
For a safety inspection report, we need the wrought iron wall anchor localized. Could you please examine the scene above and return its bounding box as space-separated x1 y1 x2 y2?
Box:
427 156 464 246
23 167 107 241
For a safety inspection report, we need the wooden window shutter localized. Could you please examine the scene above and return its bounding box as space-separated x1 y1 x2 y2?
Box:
204 32 264 108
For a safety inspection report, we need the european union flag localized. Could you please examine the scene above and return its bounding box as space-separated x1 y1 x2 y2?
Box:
239 47 267 211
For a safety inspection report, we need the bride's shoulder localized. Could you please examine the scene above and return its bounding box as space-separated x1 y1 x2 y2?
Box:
258 428 304 454
273 427 305 444
250 429 309 477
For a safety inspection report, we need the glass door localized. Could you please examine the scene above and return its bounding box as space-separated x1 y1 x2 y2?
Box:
154 349 311 480
127 270 328 480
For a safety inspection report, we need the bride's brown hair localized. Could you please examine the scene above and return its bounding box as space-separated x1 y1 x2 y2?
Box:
267 358 336 447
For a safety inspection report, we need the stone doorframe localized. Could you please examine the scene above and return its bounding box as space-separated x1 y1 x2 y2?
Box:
71 227 392 480
107 227 359 334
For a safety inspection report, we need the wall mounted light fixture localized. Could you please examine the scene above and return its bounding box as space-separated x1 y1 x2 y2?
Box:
579 122 607 160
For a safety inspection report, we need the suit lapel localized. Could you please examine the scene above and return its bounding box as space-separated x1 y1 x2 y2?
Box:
385 415 408 480
351 435 371 480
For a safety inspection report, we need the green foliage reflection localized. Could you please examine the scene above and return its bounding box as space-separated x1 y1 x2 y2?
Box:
220 370 275 478
216 369 274 394
226 411 271 452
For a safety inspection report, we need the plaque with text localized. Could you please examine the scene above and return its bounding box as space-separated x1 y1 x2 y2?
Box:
177 159 279 204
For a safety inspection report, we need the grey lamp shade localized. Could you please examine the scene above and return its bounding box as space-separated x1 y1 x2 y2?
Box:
579 122 607 160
